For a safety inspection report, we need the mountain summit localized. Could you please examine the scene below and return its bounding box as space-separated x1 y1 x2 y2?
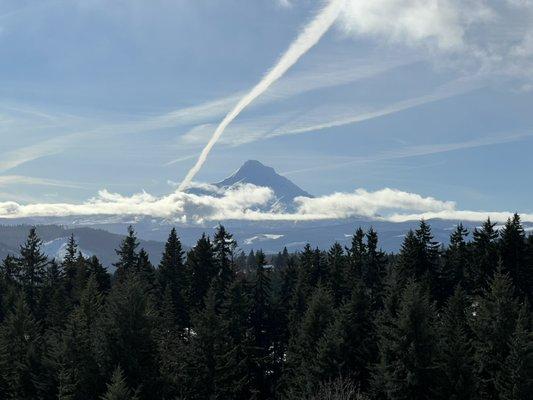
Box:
215 160 312 202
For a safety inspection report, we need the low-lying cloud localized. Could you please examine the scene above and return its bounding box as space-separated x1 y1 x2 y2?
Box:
0 183 531 224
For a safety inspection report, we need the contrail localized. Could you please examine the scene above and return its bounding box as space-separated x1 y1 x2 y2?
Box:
178 0 346 190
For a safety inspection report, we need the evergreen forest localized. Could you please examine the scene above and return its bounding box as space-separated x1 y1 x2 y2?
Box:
0 216 532 400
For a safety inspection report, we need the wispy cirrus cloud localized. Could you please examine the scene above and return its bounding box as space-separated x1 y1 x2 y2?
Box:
0 55 414 172
0 134 80 173
282 132 533 175
0 175 82 189
179 76 483 148
337 0 533 82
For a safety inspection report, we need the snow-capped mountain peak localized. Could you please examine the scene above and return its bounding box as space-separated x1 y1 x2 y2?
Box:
215 160 312 203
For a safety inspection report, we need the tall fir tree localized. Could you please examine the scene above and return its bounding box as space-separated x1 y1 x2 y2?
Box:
364 228 387 310
213 225 236 291
396 221 440 294
185 234 215 311
154 285 185 400
56 275 105 400
216 277 254 400
373 281 438 400
495 305 533 400
135 248 157 295
98 275 158 399
471 268 520 400
62 234 78 301
249 250 274 399
17 227 48 311
285 285 335 398
101 366 138 400
113 226 139 283
72 252 89 304
499 213 531 301
316 282 375 391
183 287 224 400
468 218 499 295
86 255 111 293
440 224 470 303
436 286 477 400
347 227 366 284
0 297 46 400
327 242 348 305
158 227 187 328
41 260 69 331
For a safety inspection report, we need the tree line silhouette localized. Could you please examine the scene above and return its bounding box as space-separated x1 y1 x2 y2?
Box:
0 215 531 399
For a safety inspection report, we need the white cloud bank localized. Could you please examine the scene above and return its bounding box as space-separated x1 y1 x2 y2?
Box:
0 183 531 224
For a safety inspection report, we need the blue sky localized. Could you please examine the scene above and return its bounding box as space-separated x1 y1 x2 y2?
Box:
0 0 532 221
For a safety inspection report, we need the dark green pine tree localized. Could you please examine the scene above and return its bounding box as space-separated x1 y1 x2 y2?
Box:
62 234 78 301
154 285 185 400
371 265 405 400
183 287 224 400
467 218 499 295
101 366 139 400
186 234 215 311
288 261 312 328
441 224 470 302
216 277 254 400
294 244 315 295
495 305 533 400
527 233 533 298
17 227 48 311
471 268 520 400
213 225 236 291
249 250 274 400
72 252 90 304
54 275 104 400
285 285 335 398
271 257 298 371
98 276 158 399
415 220 440 292
1 253 19 282
499 214 531 301
312 247 329 287
85 255 111 293
316 282 375 391
364 227 387 310
298 244 327 289
135 248 157 295
158 227 187 328
374 280 438 400
436 286 477 400
396 221 440 293
41 260 69 330
327 242 348 304
347 227 366 285
0 255 19 323
113 226 140 283
395 229 420 287
0 297 46 400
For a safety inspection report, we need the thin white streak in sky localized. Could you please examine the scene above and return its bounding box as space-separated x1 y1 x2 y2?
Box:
282 132 533 176
178 0 347 190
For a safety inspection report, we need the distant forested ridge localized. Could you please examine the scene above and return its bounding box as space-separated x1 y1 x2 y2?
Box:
0 215 532 400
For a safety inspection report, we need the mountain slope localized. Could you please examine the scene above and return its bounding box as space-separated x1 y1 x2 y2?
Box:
215 160 312 202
